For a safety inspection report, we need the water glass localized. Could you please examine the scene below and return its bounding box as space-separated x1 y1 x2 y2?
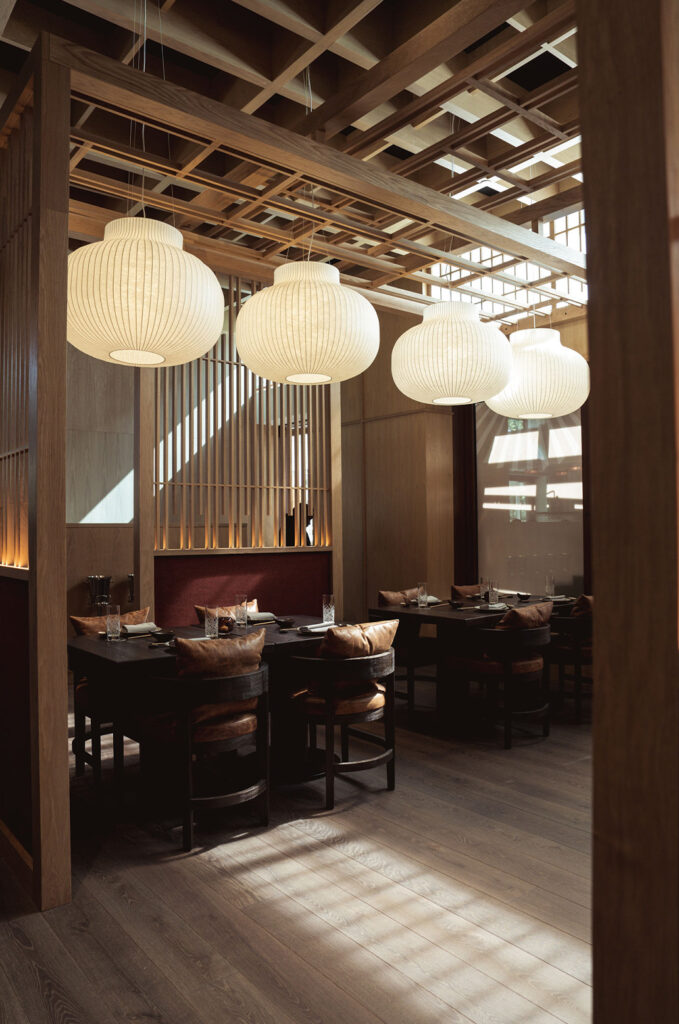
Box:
204 606 219 639
105 604 121 641
417 582 428 608
234 594 248 629
487 580 499 605
322 593 335 624
545 573 556 598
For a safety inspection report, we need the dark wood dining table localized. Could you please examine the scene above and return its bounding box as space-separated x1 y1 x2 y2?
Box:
368 595 561 711
67 616 326 784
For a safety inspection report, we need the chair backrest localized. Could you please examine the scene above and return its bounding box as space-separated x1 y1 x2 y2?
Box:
155 664 269 711
476 624 551 661
550 615 592 643
291 648 395 686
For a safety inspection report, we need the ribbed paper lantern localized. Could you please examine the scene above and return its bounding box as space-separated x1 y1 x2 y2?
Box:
486 328 590 418
235 262 379 384
67 217 225 367
391 300 511 405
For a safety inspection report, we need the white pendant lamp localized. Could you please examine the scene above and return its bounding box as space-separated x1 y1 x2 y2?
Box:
486 327 590 419
235 262 379 384
67 217 225 367
391 300 511 405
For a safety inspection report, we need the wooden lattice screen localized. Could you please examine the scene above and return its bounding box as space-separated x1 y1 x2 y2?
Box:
154 276 332 553
0 108 31 568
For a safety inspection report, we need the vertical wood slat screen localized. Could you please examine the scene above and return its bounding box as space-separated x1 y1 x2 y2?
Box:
154 276 332 552
0 110 31 568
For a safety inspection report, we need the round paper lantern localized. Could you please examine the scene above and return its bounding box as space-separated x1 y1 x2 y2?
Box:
67 217 225 367
391 300 511 405
486 328 590 418
235 262 379 384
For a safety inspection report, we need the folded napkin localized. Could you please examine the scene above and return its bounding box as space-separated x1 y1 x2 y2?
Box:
297 621 335 634
246 611 276 623
402 594 441 606
122 621 160 635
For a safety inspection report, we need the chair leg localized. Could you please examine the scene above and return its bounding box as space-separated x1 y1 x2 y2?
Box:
503 680 513 750
73 710 86 776
385 673 396 791
324 717 335 810
558 661 565 709
575 663 583 724
309 721 317 752
91 716 102 784
341 724 349 763
182 718 194 852
113 726 124 798
406 665 415 714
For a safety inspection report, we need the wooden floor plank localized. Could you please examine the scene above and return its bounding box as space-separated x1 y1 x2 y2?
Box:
0 717 592 1024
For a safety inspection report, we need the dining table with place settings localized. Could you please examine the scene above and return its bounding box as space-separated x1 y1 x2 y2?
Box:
67 615 338 785
368 593 564 712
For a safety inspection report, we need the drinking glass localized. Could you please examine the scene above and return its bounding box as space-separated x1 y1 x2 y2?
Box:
545 573 555 598
204 606 219 639
234 594 248 629
105 604 121 641
322 593 335 624
417 582 428 608
487 580 499 605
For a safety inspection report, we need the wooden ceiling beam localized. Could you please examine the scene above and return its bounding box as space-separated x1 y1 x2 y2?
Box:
50 35 585 276
343 1 576 158
298 0 532 140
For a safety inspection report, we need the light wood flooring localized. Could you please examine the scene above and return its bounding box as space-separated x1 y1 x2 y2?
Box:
0 688 592 1024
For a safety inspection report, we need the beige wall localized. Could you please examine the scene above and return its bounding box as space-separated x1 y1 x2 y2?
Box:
66 346 136 623
340 309 454 620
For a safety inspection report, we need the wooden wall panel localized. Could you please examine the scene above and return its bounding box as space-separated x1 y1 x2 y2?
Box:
340 308 455 617
0 40 71 910
66 524 135 630
152 277 332 555
578 0 679 1019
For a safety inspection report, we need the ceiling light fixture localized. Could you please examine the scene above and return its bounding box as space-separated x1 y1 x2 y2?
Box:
486 327 590 418
67 218 225 367
391 300 511 406
235 262 379 385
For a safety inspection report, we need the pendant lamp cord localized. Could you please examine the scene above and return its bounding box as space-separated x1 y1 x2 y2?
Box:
157 0 176 228
304 66 317 262
139 0 148 217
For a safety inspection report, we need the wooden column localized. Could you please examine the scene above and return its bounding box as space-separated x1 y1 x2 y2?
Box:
28 37 71 910
330 382 344 620
578 1 679 1019
134 367 156 617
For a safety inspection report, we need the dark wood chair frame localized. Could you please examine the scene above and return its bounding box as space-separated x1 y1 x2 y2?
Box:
116 665 270 851
466 625 552 749
292 649 396 810
548 613 593 724
71 671 113 783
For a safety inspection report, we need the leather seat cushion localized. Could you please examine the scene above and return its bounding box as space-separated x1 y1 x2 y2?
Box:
70 606 150 637
302 681 386 716
495 602 553 630
129 702 258 744
378 587 418 606
175 629 265 677
193 712 257 744
319 619 398 658
450 654 544 677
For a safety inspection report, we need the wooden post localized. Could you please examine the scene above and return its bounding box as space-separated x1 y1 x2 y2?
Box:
134 367 156 617
330 382 344 619
28 37 71 910
578 1 679 1018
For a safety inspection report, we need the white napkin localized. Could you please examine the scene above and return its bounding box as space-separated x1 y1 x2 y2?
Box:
246 611 277 623
122 621 160 635
297 621 335 634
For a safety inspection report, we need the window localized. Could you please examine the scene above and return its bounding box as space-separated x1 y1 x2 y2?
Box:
476 405 585 595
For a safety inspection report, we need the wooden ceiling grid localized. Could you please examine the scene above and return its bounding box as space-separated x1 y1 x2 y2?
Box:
0 0 586 322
